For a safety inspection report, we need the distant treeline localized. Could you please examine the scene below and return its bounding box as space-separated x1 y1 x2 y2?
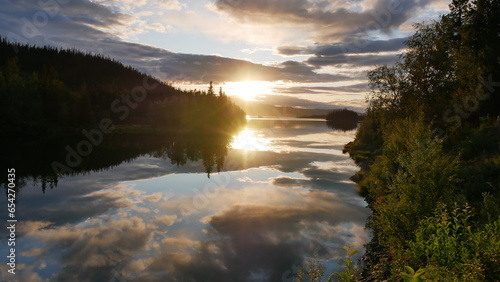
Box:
326 108 361 122
345 1 500 280
0 38 246 135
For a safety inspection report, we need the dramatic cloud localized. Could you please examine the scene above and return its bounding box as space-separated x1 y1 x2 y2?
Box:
0 0 130 42
215 0 431 42
306 53 400 68
148 55 351 83
277 38 406 70
0 0 355 84
16 217 153 282
278 37 408 56
212 1 431 81
279 83 371 95
15 183 139 227
136 189 369 281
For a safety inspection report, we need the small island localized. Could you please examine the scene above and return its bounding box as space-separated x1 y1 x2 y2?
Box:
325 108 363 132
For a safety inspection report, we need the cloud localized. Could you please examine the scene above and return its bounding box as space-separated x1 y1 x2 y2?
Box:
17 173 366 282
151 54 284 83
215 0 432 42
21 247 47 257
157 0 186 10
17 184 137 226
267 158 362 200
24 216 152 281
277 60 350 81
143 192 164 202
0 0 354 84
278 37 408 56
306 53 400 68
277 37 406 70
272 176 309 187
18 220 53 236
145 55 351 83
147 22 169 32
136 188 369 281
1 0 129 46
4 0 133 38
0 0 410 86
279 83 371 95
123 0 186 10
154 215 178 226
199 190 368 278
99 0 185 11
255 94 346 109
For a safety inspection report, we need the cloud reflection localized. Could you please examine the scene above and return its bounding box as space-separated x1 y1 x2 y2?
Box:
132 188 369 282
2 120 371 281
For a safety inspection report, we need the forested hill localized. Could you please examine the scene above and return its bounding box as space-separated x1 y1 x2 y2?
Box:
0 38 182 99
0 38 246 135
344 1 500 280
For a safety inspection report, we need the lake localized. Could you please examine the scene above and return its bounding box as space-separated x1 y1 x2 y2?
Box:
0 118 370 282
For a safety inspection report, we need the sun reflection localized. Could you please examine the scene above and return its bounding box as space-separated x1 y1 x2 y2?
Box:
231 129 271 151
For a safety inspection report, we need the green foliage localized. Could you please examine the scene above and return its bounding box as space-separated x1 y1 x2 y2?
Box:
407 203 500 281
400 266 427 282
333 245 360 282
294 255 325 282
458 117 500 204
364 0 500 131
480 192 500 223
343 1 500 280
369 118 462 249
294 245 361 282
343 109 383 170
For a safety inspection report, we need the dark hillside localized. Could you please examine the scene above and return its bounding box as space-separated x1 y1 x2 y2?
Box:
0 38 245 135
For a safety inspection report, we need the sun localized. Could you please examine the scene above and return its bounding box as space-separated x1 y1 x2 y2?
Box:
224 81 274 101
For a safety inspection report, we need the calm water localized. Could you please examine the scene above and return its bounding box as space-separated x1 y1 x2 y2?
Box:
1 118 370 282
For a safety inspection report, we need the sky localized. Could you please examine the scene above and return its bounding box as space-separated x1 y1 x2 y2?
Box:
0 0 451 111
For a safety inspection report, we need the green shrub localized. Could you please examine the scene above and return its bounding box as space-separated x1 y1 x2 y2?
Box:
407 203 500 281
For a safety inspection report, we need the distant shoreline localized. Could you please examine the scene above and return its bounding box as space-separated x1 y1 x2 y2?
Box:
297 115 327 119
246 116 326 121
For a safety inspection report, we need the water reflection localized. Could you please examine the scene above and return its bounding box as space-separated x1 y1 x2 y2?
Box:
1 130 234 192
230 129 271 151
326 119 359 132
0 119 370 282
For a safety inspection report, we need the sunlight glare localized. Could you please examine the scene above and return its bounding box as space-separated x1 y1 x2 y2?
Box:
231 129 271 151
225 81 274 101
